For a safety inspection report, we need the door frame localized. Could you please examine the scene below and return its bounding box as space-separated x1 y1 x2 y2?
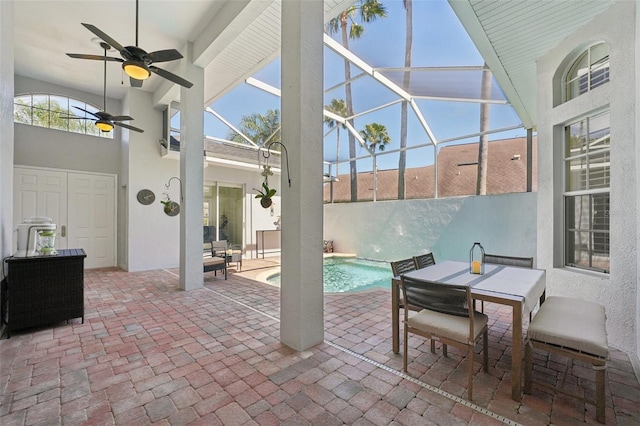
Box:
14 165 118 268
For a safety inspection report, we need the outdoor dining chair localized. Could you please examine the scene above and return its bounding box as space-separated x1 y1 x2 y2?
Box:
390 258 417 276
413 253 436 269
482 253 534 317
391 258 440 352
400 275 488 401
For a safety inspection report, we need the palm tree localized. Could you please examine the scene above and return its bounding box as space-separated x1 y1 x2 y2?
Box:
324 98 347 177
360 122 391 202
359 122 391 154
227 109 281 147
398 0 413 200
327 0 387 202
476 64 492 195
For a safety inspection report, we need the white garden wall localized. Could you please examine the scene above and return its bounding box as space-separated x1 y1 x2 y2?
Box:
324 192 537 265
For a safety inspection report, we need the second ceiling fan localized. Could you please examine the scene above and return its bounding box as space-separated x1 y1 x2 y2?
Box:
64 43 144 134
67 0 193 89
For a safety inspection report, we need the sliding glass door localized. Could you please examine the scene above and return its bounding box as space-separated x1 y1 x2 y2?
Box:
203 183 243 247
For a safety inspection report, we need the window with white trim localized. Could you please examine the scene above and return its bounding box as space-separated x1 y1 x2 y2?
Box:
564 110 610 273
564 43 609 102
14 93 113 138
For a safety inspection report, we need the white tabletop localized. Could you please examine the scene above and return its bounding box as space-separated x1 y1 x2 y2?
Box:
402 260 546 314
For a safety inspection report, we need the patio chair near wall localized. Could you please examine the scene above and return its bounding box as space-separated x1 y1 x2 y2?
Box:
413 253 436 269
483 254 533 269
390 258 417 276
400 276 488 401
482 253 535 317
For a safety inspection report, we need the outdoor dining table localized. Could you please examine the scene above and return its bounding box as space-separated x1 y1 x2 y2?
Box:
391 259 546 401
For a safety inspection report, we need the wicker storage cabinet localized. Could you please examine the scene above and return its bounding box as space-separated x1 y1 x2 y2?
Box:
2 249 86 337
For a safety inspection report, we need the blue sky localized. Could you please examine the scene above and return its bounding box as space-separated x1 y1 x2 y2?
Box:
204 0 526 173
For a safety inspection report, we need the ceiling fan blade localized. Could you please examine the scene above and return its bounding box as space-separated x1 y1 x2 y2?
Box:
149 66 193 89
110 115 135 122
114 122 145 133
60 116 91 120
67 53 123 62
130 77 143 88
73 106 100 119
148 49 183 63
81 23 129 55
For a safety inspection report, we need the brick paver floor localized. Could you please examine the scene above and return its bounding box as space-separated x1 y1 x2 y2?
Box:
1 260 639 425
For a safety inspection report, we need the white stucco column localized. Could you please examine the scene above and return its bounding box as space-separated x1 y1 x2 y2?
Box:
179 42 205 291
279 0 324 350
0 0 14 260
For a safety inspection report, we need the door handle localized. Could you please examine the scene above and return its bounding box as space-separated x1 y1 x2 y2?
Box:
61 225 67 237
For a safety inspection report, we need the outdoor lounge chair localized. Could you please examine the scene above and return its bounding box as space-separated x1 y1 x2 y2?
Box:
203 240 227 279
400 275 488 401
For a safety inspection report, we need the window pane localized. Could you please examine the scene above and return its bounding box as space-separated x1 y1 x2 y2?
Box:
566 157 587 191
15 94 32 106
86 122 100 137
14 102 32 125
588 150 610 189
566 120 586 157
590 43 609 66
565 194 610 272
588 111 610 149
566 229 591 269
50 109 68 131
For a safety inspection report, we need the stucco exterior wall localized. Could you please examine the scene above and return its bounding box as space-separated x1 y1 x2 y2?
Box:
13 76 121 175
536 1 637 358
324 192 537 264
636 0 640 371
0 1 14 263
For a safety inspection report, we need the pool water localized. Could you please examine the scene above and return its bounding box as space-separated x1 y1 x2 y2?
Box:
267 257 392 293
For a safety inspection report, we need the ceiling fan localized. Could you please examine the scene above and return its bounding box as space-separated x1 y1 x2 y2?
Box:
64 43 144 133
66 0 193 89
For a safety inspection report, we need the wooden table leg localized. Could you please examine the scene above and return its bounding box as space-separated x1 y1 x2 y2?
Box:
392 278 400 354
511 301 523 401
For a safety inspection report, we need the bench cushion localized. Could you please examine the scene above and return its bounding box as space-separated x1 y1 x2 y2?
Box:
527 296 608 358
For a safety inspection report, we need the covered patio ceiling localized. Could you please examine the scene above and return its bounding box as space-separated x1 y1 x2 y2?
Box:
12 1 618 129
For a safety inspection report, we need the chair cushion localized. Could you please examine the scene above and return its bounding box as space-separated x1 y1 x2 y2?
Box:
527 296 608 358
203 257 225 267
408 309 488 344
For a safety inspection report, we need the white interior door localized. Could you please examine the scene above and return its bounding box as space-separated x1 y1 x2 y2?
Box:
68 173 116 269
13 166 116 268
13 167 68 252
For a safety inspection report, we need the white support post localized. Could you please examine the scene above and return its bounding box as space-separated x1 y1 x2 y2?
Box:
280 0 324 351
179 42 205 291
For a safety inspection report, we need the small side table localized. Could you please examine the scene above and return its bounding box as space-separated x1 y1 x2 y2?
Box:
227 247 242 271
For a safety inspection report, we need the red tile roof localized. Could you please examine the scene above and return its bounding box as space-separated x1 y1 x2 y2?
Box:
324 136 537 202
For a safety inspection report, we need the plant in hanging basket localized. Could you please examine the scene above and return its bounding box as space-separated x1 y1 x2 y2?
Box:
255 182 276 208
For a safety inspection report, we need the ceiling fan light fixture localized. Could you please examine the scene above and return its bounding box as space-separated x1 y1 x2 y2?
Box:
123 61 150 80
96 120 114 132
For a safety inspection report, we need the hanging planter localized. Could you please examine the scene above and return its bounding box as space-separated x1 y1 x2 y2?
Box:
255 182 276 209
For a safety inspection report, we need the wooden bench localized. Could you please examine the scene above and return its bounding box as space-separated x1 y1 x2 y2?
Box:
524 296 608 423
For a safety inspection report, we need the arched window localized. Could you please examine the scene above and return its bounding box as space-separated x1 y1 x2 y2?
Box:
563 43 609 102
13 93 113 138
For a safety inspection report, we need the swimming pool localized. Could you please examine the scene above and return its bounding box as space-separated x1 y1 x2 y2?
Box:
266 257 392 292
